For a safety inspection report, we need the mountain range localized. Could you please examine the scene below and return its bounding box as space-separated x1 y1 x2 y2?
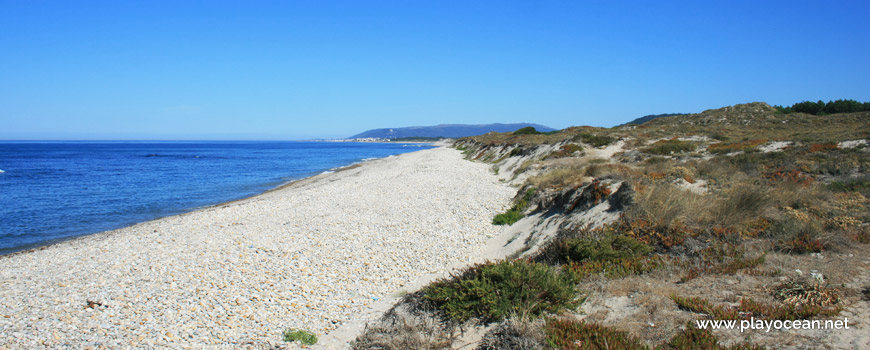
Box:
348 123 556 139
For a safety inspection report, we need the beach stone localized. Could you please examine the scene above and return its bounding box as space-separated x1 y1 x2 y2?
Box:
0 146 513 349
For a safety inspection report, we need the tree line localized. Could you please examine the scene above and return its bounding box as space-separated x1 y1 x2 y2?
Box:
774 99 870 115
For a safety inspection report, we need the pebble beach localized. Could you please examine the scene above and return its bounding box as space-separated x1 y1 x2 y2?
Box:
0 146 514 349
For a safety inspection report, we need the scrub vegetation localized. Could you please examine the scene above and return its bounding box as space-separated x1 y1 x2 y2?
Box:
352 101 869 349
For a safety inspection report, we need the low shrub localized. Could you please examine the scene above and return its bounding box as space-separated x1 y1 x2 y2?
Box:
545 144 584 159
477 318 546 350
514 126 541 135
765 209 826 253
775 233 825 254
828 178 870 194
773 280 840 309
561 234 652 263
422 260 583 324
493 188 536 225
576 133 616 147
283 328 318 345
707 139 767 154
619 219 691 252
660 324 766 350
568 255 669 280
671 295 840 321
680 244 766 282
544 318 649 350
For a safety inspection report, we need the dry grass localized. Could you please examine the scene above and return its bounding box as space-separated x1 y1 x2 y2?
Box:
625 183 706 227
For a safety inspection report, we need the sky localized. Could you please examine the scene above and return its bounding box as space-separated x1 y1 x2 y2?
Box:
1 1 868 140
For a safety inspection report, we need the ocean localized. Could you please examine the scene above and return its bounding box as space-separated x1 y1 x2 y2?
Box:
0 141 434 254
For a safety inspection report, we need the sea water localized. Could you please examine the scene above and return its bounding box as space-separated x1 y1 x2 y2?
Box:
0 141 433 254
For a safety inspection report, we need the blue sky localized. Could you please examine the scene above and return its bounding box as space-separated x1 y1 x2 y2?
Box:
1 1 868 140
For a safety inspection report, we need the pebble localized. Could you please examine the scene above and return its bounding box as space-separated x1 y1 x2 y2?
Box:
0 147 513 349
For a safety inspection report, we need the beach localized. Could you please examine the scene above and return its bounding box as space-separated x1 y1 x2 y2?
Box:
0 146 514 348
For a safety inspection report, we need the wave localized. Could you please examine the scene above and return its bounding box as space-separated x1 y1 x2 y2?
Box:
143 154 204 159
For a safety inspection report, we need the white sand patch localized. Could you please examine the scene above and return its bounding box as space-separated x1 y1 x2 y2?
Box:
759 141 792 153
676 178 708 194
839 139 868 149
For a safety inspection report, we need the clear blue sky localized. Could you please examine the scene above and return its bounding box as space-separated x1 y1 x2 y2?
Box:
2 1 868 140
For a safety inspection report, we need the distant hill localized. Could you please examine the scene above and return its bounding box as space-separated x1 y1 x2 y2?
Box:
620 113 687 126
348 123 556 139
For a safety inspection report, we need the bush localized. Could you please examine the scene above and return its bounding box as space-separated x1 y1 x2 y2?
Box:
513 126 541 135
283 329 318 345
493 188 536 226
576 133 616 147
422 260 583 324
560 234 652 263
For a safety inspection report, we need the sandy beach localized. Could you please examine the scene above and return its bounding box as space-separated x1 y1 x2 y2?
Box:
0 146 514 349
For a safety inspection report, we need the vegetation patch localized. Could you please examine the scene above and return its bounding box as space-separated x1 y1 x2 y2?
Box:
557 233 652 263
773 280 840 309
576 133 616 147
544 318 649 350
707 139 767 154
828 178 870 195
643 139 696 155
545 144 584 159
514 126 542 135
762 167 814 185
283 329 318 345
493 188 536 225
661 324 766 350
671 295 840 321
619 219 690 251
568 255 668 280
422 260 583 324
775 233 825 254
680 244 765 283
534 229 669 280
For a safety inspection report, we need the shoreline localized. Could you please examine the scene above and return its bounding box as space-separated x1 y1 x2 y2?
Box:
0 149 420 258
0 145 513 348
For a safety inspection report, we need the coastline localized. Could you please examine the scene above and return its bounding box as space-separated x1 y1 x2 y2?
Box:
0 146 422 258
0 145 513 348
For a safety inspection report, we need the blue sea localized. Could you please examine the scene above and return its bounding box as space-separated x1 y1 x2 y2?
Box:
0 141 433 254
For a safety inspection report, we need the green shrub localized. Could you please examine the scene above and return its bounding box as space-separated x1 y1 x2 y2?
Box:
493 188 536 226
422 260 583 323
562 234 652 263
828 178 870 194
514 126 541 135
283 328 318 345
492 210 524 226
576 133 616 147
